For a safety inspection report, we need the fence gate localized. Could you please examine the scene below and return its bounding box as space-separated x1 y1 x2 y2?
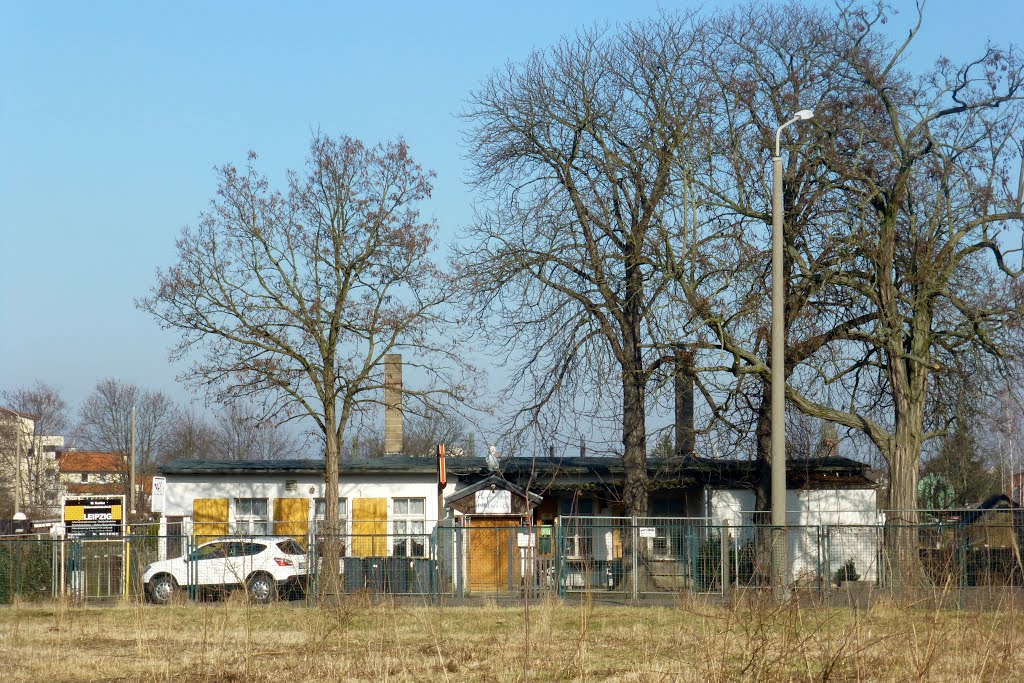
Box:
66 539 124 600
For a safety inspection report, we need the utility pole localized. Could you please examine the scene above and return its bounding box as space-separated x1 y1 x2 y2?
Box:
771 109 814 600
129 406 136 519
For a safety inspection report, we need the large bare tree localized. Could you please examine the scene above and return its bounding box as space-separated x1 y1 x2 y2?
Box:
458 14 707 527
140 134 469 594
666 2 1024 582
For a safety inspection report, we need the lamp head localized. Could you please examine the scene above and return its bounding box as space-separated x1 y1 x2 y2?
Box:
794 109 815 121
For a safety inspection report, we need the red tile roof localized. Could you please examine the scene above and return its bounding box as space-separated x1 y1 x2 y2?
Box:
0 406 37 421
59 450 125 473
65 476 152 496
66 483 124 496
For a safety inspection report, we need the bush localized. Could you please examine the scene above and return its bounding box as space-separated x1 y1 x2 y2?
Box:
695 535 756 590
0 540 54 603
833 558 860 585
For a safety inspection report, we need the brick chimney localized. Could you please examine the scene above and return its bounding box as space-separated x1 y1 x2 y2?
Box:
674 345 695 458
384 354 403 454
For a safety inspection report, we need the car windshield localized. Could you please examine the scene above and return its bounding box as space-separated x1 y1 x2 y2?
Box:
276 539 305 555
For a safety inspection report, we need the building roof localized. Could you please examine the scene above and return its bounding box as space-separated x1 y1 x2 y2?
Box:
444 474 544 506
160 455 477 476
65 475 153 497
0 406 37 421
59 450 125 473
66 483 123 496
159 454 874 489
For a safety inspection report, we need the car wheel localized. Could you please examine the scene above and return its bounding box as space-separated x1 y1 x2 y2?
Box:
149 574 177 605
247 572 277 604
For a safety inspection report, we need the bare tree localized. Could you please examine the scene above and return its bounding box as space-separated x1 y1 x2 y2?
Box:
354 407 470 457
458 14 707 525
76 378 176 500
2 382 69 515
140 134 470 596
666 2 1024 582
214 401 300 461
161 405 220 462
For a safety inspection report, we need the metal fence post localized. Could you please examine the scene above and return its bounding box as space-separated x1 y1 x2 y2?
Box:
507 531 515 595
631 516 638 601
721 521 730 597
555 517 563 598
455 523 464 599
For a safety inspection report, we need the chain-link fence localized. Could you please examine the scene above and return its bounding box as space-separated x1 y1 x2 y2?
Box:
3 512 1024 606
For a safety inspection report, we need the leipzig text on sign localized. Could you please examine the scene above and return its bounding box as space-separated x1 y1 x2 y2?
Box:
63 496 125 538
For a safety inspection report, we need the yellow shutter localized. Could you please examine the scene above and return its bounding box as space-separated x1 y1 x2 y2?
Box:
193 498 230 543
274 497 310 544
351 498 387 556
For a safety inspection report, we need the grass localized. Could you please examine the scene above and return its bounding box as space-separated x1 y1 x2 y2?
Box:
2 594 1023 682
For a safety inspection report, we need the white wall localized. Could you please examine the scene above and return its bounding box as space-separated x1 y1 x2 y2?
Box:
708 488 879 527
708 487 880 584
165 472 458 539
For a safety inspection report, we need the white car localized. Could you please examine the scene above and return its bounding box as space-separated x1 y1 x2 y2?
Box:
143 537 308 604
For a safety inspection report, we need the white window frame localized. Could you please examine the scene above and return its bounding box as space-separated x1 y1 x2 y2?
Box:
560 497 594 559
314 497 349 556
392 497 426 557
233 497 269 536
313 498 348 529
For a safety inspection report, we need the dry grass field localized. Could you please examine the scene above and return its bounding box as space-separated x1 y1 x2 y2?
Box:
2 594 1023 682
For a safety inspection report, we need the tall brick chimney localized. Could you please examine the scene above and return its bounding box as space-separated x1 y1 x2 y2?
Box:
384 353 403 454
674 345 695 458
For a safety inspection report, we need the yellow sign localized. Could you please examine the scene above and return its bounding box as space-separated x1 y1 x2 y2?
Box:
63 496 125 537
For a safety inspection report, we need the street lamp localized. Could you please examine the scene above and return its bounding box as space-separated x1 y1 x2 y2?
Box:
771 108 813 596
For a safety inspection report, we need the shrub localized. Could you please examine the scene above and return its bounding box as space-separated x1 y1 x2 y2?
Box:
832 558 860 585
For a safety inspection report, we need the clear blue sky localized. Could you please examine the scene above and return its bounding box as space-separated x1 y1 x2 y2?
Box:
2 0 1021 413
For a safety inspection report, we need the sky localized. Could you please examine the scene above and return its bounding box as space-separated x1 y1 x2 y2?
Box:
2 0 1022 421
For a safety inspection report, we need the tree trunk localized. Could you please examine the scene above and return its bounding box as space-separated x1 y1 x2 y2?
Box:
879 313 929 587
320 405 342 601
752 383 772 584
621 353 651 592
882 401 928 588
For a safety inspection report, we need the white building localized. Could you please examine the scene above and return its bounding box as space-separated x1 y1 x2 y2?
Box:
0 406 65 517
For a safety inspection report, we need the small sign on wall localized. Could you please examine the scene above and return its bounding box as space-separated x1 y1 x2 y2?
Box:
151 476 166 513
475 489 512 514
639 526 657 538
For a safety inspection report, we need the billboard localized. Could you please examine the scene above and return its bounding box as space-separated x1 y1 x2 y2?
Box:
63 496 125 538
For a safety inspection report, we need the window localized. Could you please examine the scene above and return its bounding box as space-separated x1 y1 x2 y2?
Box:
234 498 269 535
392 497 426 557
80 473 88 483
190 542 231 561
234 542 267 557
560 497 594 558
314 497 348 525
276 539 305 555
650 497 686 559
314 497 348 556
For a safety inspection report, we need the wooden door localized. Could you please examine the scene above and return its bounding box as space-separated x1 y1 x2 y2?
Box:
351 498 387 556
468 517 518 593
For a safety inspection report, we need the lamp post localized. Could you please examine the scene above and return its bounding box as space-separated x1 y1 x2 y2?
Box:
771 109 814 596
